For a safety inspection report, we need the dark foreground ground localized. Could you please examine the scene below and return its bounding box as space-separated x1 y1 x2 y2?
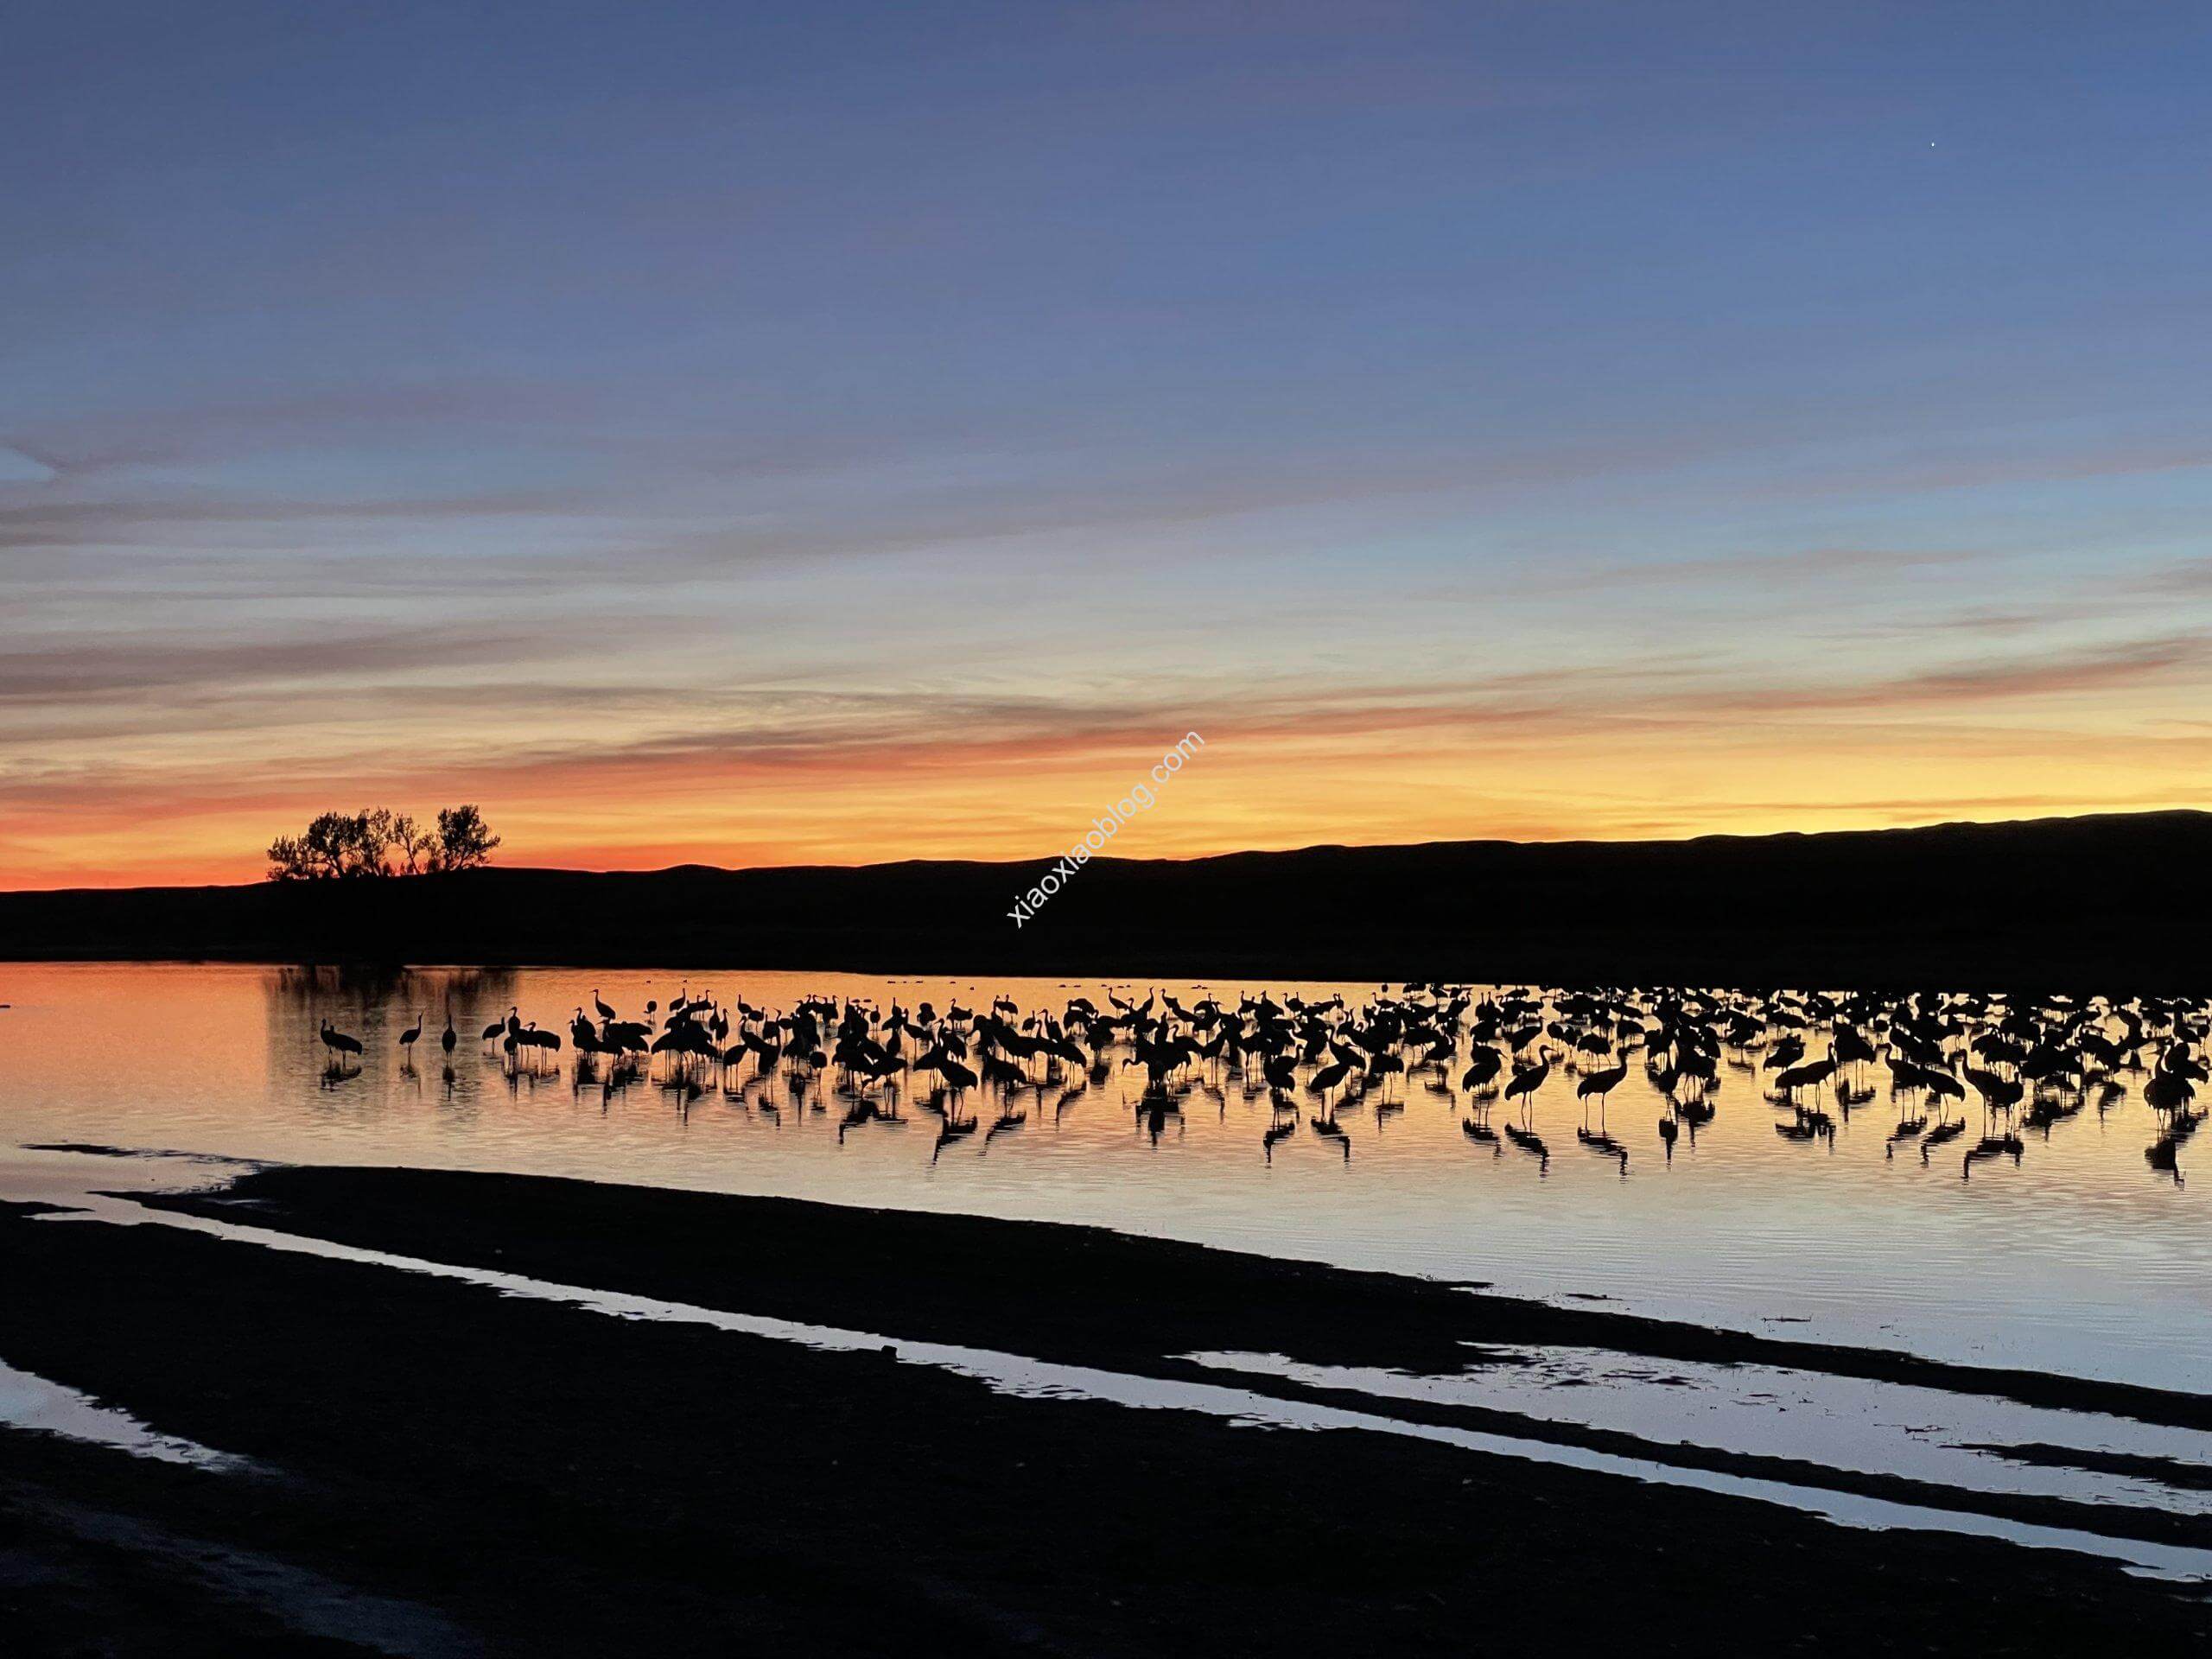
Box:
5 809 2211 988
3 1166 2209 1656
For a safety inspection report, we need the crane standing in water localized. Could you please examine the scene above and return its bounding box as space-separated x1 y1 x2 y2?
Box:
1503 1048 1553 1126
312 982 2206 1186
319 1019 363 1075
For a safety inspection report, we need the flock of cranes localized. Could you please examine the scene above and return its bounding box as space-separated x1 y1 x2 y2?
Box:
313 982 2209 1182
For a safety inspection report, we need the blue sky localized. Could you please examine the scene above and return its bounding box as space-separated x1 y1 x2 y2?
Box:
5 2 2211 881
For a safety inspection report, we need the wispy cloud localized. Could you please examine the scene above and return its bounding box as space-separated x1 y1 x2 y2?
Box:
1578 545 2002 591
9 3 2212 884
0 621 599 703
0 491 580 553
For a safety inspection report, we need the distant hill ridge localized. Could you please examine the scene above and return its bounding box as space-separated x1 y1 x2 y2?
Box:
3 810 2208 989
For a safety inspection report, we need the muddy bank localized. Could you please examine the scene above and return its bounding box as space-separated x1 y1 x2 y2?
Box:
0 1433 470 1657
128 1166 2212 1553
150 1164 2212 1433
2 1173 2207 1656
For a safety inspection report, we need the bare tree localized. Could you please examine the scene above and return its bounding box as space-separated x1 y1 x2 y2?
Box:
430 804 500 872
265 806 499 880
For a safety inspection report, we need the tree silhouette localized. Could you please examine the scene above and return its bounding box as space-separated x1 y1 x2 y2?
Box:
430 804 500 872
266 805 499 880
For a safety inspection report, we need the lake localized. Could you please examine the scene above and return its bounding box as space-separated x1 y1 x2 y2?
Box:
3 959 2202 1396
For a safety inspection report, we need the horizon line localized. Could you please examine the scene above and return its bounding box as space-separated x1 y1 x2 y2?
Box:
8 805 2207 898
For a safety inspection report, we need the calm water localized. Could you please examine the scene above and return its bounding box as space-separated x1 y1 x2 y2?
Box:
1 962 2205 1393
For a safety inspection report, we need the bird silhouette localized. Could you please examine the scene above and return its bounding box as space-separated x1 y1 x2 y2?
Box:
319 1019 363 1073
1503 1048 1553 1126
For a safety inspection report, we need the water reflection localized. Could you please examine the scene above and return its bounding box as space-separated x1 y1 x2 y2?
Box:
1187 1345 2212 1519
0 964 2207 1391
0 1355 253 1472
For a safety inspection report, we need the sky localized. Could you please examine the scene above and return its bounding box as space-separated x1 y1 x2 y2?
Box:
5 1 2212 887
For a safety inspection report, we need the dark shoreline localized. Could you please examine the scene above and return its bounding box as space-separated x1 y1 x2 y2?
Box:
5 809 2211 990
146 1165 2212 1437
4 1164 2209 1654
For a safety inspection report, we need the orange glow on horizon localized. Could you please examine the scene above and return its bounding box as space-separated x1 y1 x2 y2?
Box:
8 706 2207 890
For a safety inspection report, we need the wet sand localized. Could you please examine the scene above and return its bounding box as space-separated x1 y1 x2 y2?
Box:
4 1166 2209 1655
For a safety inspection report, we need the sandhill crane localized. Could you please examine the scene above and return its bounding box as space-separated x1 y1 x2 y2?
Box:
1576 1056 1628 1104
1503 1048 1553 1125
292 982 2212 1204
1964 1065 2024 1121
2145 1058 2198 1118
1461 1046 1503 1092
319 1020 363 1071
1308 1058 1354 1100
1774 1050 1838 1105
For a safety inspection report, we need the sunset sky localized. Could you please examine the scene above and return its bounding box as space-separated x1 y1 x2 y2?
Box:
7 2 2212 888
